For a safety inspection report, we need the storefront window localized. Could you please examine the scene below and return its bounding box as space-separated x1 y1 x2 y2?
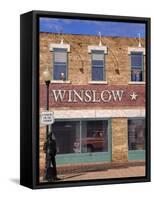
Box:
52 120 108 154
52 121 80 154
128 119 145 150
81 120 108 153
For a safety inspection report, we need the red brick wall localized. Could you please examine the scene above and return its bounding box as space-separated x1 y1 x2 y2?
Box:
40 84 145 108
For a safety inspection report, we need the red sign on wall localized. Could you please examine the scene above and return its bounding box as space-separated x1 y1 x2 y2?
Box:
40 84 145 108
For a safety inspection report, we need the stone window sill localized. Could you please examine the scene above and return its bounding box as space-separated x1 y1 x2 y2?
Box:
88 81 108 84
50 80 71 84
128 81 145 85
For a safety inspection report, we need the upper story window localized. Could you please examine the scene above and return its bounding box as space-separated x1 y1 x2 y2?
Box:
53 48 67 80
88 45 107 83
91 50 105 81
131 52 144 82
49 43 70 82
128 47 145 83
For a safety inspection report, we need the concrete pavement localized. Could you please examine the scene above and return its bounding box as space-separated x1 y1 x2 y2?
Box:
57 165 145 181
40 164 145 182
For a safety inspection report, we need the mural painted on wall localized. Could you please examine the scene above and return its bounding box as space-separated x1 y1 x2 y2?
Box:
39 16 146 183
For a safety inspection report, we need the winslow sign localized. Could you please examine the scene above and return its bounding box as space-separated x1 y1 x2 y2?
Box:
40 84 145 107
51 89 124 103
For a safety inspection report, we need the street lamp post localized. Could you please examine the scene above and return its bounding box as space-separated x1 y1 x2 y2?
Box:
43 67 51 180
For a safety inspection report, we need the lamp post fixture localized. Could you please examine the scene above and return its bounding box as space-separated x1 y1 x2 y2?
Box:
42 67 51 180
43 67 50 111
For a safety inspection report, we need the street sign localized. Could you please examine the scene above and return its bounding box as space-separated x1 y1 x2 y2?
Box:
40 111 55 125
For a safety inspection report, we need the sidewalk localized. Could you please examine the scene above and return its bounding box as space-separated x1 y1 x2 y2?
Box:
56 160 145 174
40 161 145 182
58 165 145 181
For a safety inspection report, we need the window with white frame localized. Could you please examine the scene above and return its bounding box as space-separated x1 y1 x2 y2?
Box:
53 48 67 80
130 52 144 82
91 50 105 81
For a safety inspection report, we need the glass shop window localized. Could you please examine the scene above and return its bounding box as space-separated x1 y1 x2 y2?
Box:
128 119 145 150
131 52 144 82
91 50 105 81
52 120 108 154
80 120 108 153
53 48 67 80
52 121 80 154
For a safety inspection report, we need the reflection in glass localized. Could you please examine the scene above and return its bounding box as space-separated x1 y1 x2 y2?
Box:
81 120 108 153
52 120 108 154
52 121 80 154
128 119 145 150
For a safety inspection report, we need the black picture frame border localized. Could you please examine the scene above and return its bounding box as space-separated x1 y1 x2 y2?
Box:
20 10 151 189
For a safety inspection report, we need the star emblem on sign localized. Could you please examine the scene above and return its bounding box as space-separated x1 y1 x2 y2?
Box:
130 92 138 100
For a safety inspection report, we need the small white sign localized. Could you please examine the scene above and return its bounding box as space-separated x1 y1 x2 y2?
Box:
40 111 55 125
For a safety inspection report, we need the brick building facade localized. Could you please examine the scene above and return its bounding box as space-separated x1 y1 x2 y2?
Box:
39 33 145 177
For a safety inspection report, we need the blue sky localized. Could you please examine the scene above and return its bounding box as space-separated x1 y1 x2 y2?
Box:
39 17 145 38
